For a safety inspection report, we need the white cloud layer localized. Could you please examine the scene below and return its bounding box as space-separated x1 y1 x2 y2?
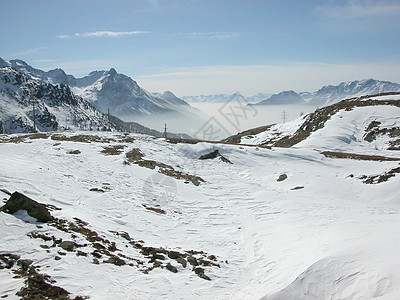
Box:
57 31 150 39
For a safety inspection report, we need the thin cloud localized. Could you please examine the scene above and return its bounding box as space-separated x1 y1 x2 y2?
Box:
12 46 47 56
314 0 400 34
176 31 241 40
57 30 150 39
318 0 400 20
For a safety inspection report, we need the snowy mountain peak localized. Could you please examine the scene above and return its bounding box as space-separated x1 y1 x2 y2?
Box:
0 57 10 68
309 78 400 106
108 67 117 76
256 90 305 105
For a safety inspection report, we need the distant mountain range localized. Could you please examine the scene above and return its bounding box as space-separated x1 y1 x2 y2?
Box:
183 79 400 107
182 92 272 103
0 57 192 137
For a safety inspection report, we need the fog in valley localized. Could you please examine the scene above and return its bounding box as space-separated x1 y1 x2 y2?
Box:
132 103 318 140
130 103 317 140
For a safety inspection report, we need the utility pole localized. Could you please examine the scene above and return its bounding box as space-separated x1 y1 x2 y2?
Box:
163 123 167 139
281 110 288 123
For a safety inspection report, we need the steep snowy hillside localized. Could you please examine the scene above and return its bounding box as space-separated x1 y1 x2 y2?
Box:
0 61 111 133
1 58 207 136
0 58 192 138
239 93 400 152
70 68 178 117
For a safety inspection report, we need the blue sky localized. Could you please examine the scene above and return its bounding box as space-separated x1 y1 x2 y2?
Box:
1 0 400 96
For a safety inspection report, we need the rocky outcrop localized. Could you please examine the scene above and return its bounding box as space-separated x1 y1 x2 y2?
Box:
199 149 232 164
0 192 53 222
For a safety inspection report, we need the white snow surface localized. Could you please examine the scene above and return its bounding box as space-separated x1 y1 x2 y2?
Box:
0 128 400 299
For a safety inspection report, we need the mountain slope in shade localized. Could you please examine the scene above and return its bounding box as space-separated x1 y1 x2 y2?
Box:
0 61 110 133
0 58 191 138
4 58 207 135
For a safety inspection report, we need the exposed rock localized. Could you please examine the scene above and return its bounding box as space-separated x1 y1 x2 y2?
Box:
0 192 53 222
187 256 199 266
291 186 304 190
58 241 76 252
125 148 144 163
194 267 211 280
101 145 125 156
207 255 217 261
0 189 11 196
166 263 178 273
363 166 400 184
104 255 126 266
277 173 288 182
176 257 187 268
142 204 166 215
17 259 33 271
168 251 181 259
89 187 105 193
67 149 81 155
199 149 232 164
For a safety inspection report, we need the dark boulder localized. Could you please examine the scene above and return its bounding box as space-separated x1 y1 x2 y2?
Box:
0 192 53 223
199 149 232 164
58 241 76 252
166 263 178 273
277 174 288 182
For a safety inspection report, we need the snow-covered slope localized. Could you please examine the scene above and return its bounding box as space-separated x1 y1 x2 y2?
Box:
1 93 400 299
240 93 400 152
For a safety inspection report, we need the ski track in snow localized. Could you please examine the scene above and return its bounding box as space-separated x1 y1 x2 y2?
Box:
0 129 399 299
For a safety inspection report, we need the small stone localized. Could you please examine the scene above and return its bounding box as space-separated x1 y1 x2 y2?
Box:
207 255 217 261
54 256 61 261
277 173 288 182
17 259 33 271
194 267 204 275
291 186 304 190
168 251 180 259
176 257 187 268
166 263 178 273
58 241 76 251
187 256 199 266
89 188 105 193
